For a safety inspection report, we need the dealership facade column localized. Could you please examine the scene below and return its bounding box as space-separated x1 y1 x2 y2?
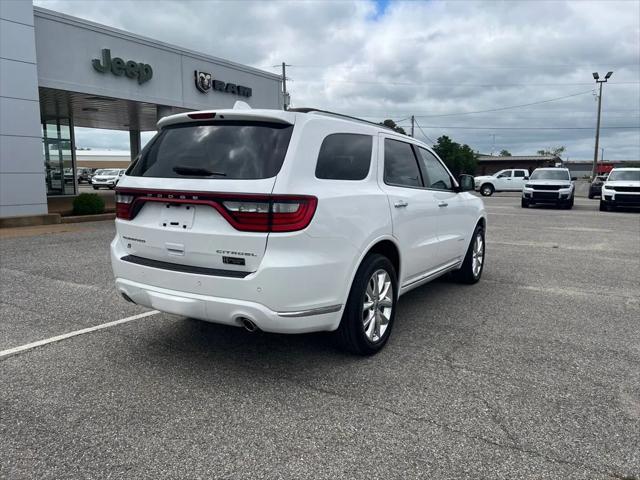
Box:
0 1 47 216
129 130 141 159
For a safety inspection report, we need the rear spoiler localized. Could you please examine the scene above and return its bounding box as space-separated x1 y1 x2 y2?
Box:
157 109 295 129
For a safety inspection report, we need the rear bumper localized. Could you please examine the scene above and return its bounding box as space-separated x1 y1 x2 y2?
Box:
115 278 342 334
110 235 351 333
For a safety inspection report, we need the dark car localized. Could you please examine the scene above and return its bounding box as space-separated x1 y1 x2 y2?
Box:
588 175 608 199
76 167 93 184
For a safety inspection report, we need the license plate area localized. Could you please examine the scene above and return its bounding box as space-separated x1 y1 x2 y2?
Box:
159 203 195 230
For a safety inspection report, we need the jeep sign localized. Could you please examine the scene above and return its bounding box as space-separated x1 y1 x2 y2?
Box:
92 49 153 85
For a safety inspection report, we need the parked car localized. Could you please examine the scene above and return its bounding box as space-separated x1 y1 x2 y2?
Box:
599 168 640 211
521 167 575 209
92 169 125 189
63 168 74 184
474 169 529 196
110 106 487 355
77 167 93 184
588 175 608 199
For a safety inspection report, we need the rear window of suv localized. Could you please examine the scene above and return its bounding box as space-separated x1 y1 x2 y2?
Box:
315 133 372 180
128 121 294 179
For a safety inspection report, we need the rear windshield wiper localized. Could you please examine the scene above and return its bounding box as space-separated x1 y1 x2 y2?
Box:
172 166 226 177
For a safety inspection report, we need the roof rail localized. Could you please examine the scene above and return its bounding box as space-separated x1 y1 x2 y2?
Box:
288 107 398 133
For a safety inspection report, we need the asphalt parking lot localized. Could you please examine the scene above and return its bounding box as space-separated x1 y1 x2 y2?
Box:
1 195 639 480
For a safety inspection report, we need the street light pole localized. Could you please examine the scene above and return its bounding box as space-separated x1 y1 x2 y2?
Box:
591 71 613 179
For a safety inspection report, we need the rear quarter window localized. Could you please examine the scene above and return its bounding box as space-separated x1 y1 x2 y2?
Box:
315 133 373 180
128 121 293 180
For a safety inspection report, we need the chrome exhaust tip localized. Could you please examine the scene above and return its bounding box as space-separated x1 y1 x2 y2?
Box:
239 317 258 333
121 292 136 304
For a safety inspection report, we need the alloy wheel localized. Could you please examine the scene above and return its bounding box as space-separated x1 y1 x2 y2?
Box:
472 232 484 278
362 269 394 343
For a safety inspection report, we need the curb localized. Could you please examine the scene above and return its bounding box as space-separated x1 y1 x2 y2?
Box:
0 214 61 228
1 212 115 229
61 213 116 224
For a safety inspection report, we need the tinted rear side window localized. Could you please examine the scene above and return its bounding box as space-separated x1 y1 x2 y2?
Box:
128 121 293 179
384 139 422 187
315 134 372 180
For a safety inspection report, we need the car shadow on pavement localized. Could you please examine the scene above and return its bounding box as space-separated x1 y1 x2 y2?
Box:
125 277 458 377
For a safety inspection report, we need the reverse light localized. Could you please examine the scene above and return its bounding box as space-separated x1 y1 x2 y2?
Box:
222 201 269 213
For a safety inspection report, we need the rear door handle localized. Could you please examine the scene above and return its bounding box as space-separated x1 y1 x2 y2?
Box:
394 200 408 208
438 201 448 208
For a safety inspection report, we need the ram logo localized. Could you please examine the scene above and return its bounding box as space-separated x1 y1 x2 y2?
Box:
195 71 212 93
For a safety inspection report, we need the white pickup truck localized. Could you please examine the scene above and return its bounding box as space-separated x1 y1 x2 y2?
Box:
474 169 529 196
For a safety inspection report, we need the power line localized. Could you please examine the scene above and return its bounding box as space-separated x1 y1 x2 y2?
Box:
412 90 597 118
413 118 436 144
335 90 611 120
262 63 640 70
299 79 639 87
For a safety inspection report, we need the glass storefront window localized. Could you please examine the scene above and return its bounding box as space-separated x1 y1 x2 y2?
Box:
42 118 76 196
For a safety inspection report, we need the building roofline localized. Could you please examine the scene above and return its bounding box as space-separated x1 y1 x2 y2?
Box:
33 6 282 82
477 155 559 161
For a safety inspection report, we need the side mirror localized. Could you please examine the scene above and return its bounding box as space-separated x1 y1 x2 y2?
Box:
524 176 529 180
458 174 474 192
571 177 577 181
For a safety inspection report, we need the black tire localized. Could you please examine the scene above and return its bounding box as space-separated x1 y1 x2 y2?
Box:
480 184 494 196
600 200 611 212
336 254 398 355
521 198 530 208
92 186 98 190
588 193 594 199
452 224 485 285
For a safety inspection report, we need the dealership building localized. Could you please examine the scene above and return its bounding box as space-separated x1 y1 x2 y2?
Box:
0 1 284 218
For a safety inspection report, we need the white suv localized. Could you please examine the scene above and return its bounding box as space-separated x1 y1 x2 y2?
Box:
521 167 575 209
110 106 486 354
92 168 125 189
600 167 640 211
474 169 529 196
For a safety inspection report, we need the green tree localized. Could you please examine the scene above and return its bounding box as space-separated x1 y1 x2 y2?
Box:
499 149 512 156
432 135 478 177
380 119 406 135
537 146 565 157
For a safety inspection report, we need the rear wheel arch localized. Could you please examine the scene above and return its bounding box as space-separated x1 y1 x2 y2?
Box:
364 239 401 282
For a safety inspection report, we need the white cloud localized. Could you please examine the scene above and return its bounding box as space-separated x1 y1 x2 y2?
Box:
35 0 640 159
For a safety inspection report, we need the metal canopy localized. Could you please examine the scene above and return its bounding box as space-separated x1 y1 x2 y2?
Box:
39 87 189 131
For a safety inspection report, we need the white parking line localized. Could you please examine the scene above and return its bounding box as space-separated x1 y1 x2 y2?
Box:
0 310 160 359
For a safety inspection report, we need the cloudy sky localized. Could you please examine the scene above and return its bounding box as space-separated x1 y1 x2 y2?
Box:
35 0 640 160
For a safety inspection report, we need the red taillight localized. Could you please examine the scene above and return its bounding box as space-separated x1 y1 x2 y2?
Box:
115 193 135 220
115 189 317 232
221 196 317 232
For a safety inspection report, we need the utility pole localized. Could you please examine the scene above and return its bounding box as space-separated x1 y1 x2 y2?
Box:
282 62 288 111
410 115 415 137
591 71 613 179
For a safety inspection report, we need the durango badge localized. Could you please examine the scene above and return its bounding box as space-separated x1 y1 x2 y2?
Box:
194 70 252 97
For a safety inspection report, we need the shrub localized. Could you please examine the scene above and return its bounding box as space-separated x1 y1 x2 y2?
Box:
72 193 105 215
